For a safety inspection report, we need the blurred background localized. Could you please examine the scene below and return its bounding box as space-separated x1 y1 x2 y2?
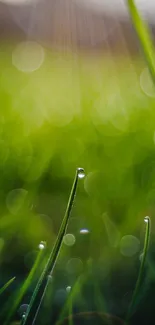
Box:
0 0 155 324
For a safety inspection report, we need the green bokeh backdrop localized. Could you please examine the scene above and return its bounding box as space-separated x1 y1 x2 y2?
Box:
0 42 155 322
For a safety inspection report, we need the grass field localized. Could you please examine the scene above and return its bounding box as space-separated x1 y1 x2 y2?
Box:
0 36 155 324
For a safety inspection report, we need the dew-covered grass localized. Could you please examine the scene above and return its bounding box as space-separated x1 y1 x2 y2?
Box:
0 0 155 324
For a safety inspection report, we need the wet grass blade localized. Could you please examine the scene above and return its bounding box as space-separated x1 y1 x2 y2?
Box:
22 167 85 325
126 216 151 321
0 276 16 296
127 0 155 82
3 242 46 325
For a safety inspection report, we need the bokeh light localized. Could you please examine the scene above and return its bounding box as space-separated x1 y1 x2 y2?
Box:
54 289 66 305
63 234 76 247
6 189 28 215
120 235 140 257
0 5 155 323
12 41 45 73
140 68 155 98
66 258 83 275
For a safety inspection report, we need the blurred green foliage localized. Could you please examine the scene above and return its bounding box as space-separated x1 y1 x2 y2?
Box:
0 41 155 322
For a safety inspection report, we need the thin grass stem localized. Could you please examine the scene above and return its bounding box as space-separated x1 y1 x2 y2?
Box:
0 276 16 296
127 0 155 82
22 167 85 325
126 216 151 321
4 242 46 325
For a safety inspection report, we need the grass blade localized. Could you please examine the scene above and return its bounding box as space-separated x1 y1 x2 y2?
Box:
0 276 16 296
126 216 151 321
127 0 155 82
22 167 85 325
3 241 46 325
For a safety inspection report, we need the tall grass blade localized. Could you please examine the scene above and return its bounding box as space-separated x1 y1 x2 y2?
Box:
22 167 85 325
0 276 16 296
4 241 46 325
126 216 151 321
127 0 155 82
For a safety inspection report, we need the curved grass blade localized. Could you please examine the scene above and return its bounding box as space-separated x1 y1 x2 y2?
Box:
127 0 155 82
22 167 85 325
3 241 46 325
126 216 151 321
0 276 16 296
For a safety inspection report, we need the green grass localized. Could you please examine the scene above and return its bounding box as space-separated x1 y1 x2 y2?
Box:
4 242 46 324
0 277 16 296
126 216 151 321
127 0 155 82
0 0 155 323
22 168 85 324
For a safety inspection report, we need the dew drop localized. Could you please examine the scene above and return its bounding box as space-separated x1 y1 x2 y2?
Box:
139 252 144 262
144 216 149 223
18 304 29 318
80 228 89 234
47 274 53 285
66 286 71 293
77 167 85 179
38 241 46 250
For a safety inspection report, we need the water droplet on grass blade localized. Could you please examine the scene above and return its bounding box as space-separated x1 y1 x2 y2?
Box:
77 168 85 179
47 275 53 282
144 216 149 223
139 252 144 261
21 167 83 323
18 304 29 318
39 241 46 250
66 286 71 293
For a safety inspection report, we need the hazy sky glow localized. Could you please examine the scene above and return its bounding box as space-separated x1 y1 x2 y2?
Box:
75 0 155 22
0 0 38 5
0 0 154 25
